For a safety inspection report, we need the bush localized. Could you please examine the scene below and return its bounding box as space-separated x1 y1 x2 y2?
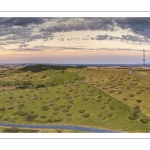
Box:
67 105 72 109
96 100 101 102
98 114 103 118
54 107 60 111
9 96 13 99
82 113 91 118
3 127 19 133
136 91 142 95
108 90 114 93
26 114 38 121
123 98 127 101
128 113 139 120
140 118 149 124
100 105 106 109
53 118 63 122
62 109 69 112
14 110 28 116
47 119 53 123
0 107 5 111
133 106 141 113
40 115 47 119
109 105 116 111
83 98 88 101
41 106 49 111
52 112 59 115
107 113 113 117
8 106 14 110
17 104 24 109
78 110 85 113
136 100 142 103
56 129 62 133
65 113 73 116
19 95 24 98
129 94 135 97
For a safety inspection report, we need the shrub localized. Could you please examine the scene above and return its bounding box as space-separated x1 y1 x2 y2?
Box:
67 105 72 109
136 91 142 95
14 110 28 116
82 113 91 118
134 106 141 113
30 111 35 114
54 107 60 111
56 129 62 133
8 106 14 110
26 114 38 121
9 96 13 99
108 90 114 93
100 105 106 109
0 107 5 111
83 98 88 101
78 110 85 113
19 95 24 98
109 105 116 111
129 94 135 97
97 96 102 98
65 113 73 116
53 118 63 122
41 105 49 111
107 113 113 117
107 98 112 102
52 112 59 115
47 119 53 123
3 127 19 133
136 100 142 103
17 104 24 109
98 114 103 118
59 105 66 108
96 100 101 102
123 98 127 101
140 118 149 124
62 109 69 112
101 115 107 120
40 115 47 119
128 113 139 120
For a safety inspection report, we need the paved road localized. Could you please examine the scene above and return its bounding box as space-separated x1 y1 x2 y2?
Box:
0 122 119 133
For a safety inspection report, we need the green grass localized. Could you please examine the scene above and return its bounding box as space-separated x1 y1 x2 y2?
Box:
0 66 150 132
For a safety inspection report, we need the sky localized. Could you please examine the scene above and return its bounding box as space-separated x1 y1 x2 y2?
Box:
0 17 150 64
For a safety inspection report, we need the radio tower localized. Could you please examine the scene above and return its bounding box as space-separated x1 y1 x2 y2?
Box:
143 49 146 69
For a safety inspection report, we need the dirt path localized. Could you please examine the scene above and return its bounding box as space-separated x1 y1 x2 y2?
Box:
0 86 17 90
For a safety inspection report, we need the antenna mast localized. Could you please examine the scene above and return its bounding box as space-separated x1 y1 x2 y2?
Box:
143 49 146 69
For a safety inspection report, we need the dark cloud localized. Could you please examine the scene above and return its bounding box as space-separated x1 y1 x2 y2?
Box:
39 18 115 33
95 34 150 44
0 18 45 27
1 17 150 52
90 37 95 40
114 18 150 39
95 34 109 40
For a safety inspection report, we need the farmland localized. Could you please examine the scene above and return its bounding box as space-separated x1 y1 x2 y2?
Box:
0 65 150 132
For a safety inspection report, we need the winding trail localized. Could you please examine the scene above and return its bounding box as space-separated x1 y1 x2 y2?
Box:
0 122 119 133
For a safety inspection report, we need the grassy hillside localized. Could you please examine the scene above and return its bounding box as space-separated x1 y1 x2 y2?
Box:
0 65 150 132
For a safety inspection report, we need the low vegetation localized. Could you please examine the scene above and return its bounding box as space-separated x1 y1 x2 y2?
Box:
0 65 150 132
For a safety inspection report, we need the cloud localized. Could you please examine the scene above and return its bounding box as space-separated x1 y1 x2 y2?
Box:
1 17 150 53
95 34 150 44
39 18 116 33
95 34 109 40
0 18 45 27
114 18 150 39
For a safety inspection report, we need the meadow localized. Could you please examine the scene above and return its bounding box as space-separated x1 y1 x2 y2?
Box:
0 65 150 132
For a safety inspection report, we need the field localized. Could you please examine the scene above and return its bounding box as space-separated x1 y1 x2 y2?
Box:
0 65 150 132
